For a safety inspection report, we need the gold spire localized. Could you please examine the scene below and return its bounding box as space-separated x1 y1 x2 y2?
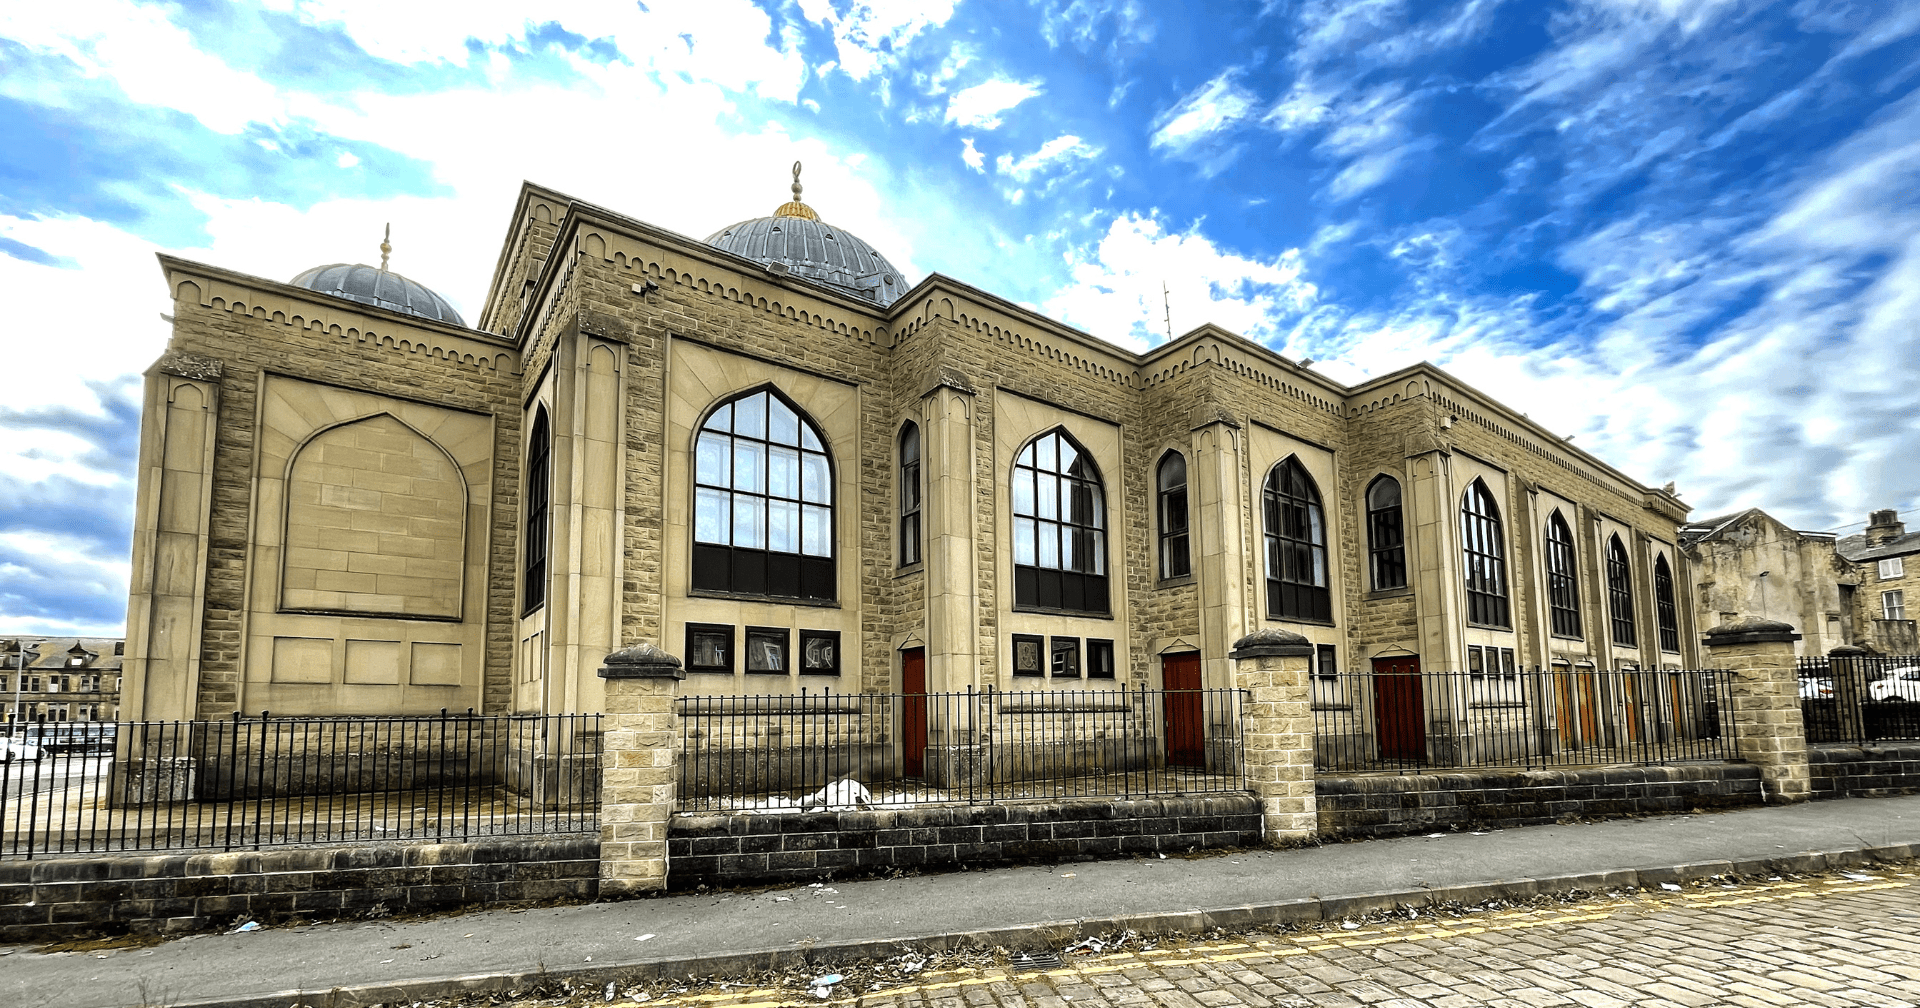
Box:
774 160 819 221
379 223 392 271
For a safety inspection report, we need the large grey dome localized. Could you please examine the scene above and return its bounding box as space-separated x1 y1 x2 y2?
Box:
704 165 905 308
290 263 464 325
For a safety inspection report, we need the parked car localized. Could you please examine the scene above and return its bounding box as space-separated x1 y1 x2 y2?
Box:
0 739 42 763
1868 666 1920 702
1799 676 1834 700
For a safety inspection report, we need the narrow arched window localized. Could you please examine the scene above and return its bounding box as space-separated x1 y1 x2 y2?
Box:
692 388 835 601
1158 451 1190 580
1545 511 1581 638
898 422 921 567
1263 457 1331 622
1012 429 1109 613
1607 535 1636 646
523 406 551 613
1461 480 1509 628
1655 554 1679 652
1366 475 1406 591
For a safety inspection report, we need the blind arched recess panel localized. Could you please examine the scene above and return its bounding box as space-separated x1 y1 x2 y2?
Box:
1012 429 1109 614
692 388 835 602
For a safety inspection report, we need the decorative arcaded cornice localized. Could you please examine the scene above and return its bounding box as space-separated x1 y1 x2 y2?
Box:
151 350 224 382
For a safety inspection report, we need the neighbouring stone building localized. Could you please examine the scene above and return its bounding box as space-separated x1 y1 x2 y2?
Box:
121 173 1702 770
1838 509 1920 655
3 638 124 723
1680 509 1859 656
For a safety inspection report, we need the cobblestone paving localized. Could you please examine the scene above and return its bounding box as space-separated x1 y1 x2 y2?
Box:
570 868 1920 1008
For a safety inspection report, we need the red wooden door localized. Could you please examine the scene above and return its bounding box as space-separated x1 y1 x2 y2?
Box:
901 648 928 778
1162 652 1205 768
1371 655 1426 762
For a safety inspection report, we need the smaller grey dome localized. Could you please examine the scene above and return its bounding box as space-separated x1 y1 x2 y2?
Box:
290 263 464 325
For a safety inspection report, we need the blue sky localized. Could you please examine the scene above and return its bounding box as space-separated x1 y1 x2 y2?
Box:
2 0 1917 635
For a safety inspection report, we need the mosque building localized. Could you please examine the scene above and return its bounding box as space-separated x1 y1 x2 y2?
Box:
122 168 1700 759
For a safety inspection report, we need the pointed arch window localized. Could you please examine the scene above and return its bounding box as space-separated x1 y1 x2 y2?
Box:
1461 480 1509 628
1012 429 1109 614
1366 475 1406 591
693 388 835 601
523 406 551 614
1654 554 1679 652
1607 535 1636 646
1158 451 1190 580
1264 458 1331 622
1545 511 1581 638
899 422 922 567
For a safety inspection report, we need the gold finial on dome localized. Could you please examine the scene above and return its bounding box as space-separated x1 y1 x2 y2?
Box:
774 160 819 221
379 223 392 271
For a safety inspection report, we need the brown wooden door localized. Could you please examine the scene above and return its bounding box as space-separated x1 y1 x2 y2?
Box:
1162 652 1205 768
901 648 928 778
1371 655 1426 762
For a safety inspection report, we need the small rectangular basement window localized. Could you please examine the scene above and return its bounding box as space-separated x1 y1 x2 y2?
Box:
1086 639 1115 679
745 627 789 674
799 630 841 676
685 623 733 673
1012 634 1045 677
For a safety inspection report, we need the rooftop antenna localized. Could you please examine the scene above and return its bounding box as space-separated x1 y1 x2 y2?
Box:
1162 281 1173 341
379 223 392 271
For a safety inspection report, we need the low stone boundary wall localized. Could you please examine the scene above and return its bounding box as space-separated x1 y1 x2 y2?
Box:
1810 743 1920 797
666 795 1260 890
0 836 597 943
1316 764 1765 839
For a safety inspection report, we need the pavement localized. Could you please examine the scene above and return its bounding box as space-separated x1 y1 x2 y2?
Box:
7 793 1920 1008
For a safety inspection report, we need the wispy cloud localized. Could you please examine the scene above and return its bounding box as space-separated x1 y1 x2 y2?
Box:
1149 70 1260 174
944 77 1044 129
996 134 1099 182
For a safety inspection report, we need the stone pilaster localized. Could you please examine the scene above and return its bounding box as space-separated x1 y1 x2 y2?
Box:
1704 618 1809 804
597 643 683 896
1230 629 1317 842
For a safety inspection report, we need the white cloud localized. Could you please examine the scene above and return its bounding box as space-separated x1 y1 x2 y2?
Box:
960 137 985 172
796 0 957 82
943 78 1044 130
995 135 1099 183
1150 71 1258 162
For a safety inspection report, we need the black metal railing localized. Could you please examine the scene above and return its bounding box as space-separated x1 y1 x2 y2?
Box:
676 687 1247 811
0 712 600 859
1314 667 1736 773
1798 655 1920 744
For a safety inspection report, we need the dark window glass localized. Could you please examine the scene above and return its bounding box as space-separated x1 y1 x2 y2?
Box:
1460 481 1510 628
1263 457 1332 622
1051 637 1081 677
1315 644 1338 680
1500 648 1517 680
691 389 835 602
1011 634 1045 677
1158 452 1190 579
899 423 921 567
685 624 733 673
522 407 551 613
799 630 841 676
745 626 790 674
1467 645 1485 678
1607 535 1637 646
1545 511 1582 638
1087 639 1115 679
1655 554 1679 652
1011 430 1109 614
1366 476 1406 591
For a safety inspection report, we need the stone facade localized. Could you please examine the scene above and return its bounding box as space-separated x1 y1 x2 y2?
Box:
2 637 123 723
1681 508 1859 656
1837 509 1920 655
124 180 1702 771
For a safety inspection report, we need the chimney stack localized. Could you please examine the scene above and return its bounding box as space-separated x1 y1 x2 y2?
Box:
1866 509 1906 547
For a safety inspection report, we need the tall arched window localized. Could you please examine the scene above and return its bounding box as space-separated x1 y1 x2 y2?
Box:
1545 510 1581 638
522 407 551 613
898 423 921 567
1366 475 1406 591
1264 458 1331 622
692 388 835 601
1157 451 1190 580
1654 554 1679 652
1607 535 1636 646
1461 480 1509 627
1012 429 1108 613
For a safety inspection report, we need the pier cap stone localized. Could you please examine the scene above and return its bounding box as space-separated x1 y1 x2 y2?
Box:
598 642 685 679
1827 645 1869 657
1229 628 1314 659
1701 617 1801 647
